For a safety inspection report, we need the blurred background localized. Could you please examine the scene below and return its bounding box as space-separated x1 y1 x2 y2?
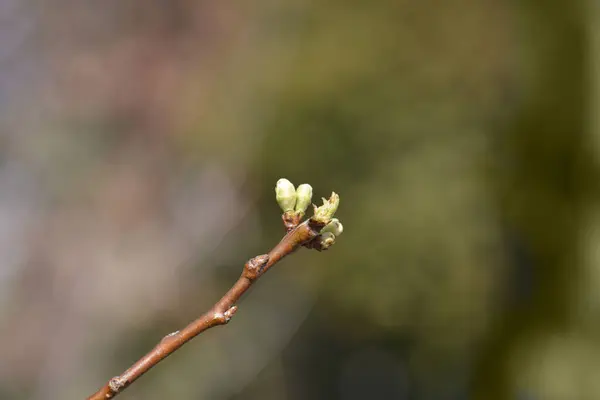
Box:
0 0 595 399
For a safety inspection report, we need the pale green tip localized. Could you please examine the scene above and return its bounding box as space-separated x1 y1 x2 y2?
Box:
312 192 340 224
275 178 297 212
295 184 313 215
320 218 343 236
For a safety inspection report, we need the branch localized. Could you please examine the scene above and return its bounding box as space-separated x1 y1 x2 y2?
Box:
86 179 342 399
87 218 326 400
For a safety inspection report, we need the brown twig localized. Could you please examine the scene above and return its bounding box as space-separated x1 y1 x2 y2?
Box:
87 217 327 400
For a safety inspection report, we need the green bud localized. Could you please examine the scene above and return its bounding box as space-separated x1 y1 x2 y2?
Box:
294 184 313 215
320 218 343 236
312 192 340 224
275 178 297 212
319 232 336 250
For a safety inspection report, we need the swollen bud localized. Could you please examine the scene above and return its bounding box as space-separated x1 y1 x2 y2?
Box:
275 178 297 212
319 232 336 250
320 218 343 237
312 192 340 224
295 184 313 215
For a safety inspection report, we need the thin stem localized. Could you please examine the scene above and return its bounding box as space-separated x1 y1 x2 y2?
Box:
86 218 324 400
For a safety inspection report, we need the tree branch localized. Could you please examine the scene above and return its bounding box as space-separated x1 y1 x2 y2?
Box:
86 217 326 400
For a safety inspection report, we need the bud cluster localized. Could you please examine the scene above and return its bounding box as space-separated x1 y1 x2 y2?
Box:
275 178 314 217
275 178 344 250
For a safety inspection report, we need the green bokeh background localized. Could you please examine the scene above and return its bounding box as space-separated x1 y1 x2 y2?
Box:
0 1 596 399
